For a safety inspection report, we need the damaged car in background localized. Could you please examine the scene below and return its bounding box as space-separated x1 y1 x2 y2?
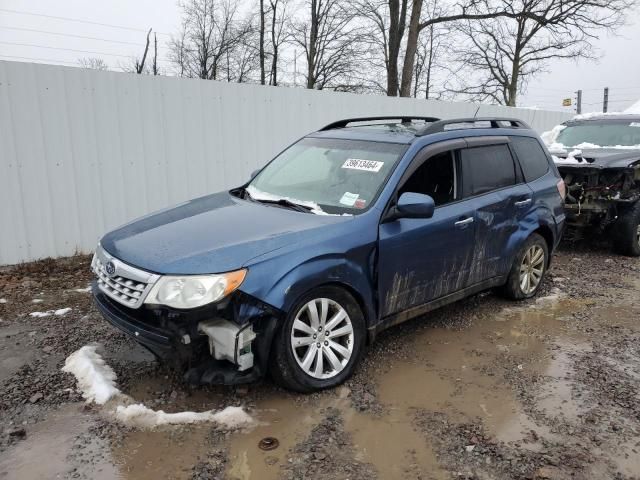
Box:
545 114 640 256
92 116 565 392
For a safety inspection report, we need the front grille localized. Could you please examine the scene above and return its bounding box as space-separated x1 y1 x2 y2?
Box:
91 245 159 309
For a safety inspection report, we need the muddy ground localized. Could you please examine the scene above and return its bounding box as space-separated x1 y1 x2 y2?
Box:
0 244 639 480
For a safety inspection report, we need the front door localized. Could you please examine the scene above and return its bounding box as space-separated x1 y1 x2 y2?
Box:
378 148 476 317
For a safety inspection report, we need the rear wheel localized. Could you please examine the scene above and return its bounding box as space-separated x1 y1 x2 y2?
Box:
270 286 365 393
501 233 549 300
613 202 640 257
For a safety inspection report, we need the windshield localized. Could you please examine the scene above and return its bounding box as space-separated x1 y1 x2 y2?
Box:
247 137 407 215
555 120 640 148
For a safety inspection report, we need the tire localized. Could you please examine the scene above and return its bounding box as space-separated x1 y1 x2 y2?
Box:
269 286 366 393
612 202 640 257
501 233 549 300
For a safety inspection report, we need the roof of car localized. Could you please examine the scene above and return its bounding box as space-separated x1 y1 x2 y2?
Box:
309 116 534 144
309 124 420 144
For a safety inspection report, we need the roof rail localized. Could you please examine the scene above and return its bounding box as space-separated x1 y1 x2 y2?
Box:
320 116 441 131
417 117 531 136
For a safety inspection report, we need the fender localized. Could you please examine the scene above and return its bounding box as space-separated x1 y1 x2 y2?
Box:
240 248 378 328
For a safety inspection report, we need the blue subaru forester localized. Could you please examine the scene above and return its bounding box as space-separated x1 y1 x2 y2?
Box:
92 116 566 392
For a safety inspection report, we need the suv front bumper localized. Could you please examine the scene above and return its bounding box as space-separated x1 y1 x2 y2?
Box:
92 282 281 385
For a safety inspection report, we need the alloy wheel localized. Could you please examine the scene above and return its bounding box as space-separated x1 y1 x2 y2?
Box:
290 298 354 379
519 245 545 295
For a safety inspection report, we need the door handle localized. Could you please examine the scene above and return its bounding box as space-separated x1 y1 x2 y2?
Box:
454 217 474 227
515 198 532 207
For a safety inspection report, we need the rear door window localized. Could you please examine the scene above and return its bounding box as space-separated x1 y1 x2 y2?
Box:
510 136 550 182
460 144 516 197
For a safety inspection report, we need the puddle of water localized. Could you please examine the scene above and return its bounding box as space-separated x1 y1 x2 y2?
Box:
535 342 592 422
0 404 118 480
226 395 325 480
344 407 447 480
110 427 211 480
372 299 586 448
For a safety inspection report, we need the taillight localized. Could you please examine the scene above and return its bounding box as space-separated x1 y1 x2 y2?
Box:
557 179 566 201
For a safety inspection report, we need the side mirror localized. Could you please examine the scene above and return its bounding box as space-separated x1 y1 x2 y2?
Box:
393 192 435 220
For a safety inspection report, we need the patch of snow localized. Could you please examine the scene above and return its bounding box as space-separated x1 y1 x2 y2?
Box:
540 124 566 146
31 299 44 304
572 142 601 150
552 149 585 165
73 286 91 293
625 99 640 114
572 111 631 120
62 345 253 429
246 185 351 217
535 291 565 304
0 298 6 304
29 307 72 318
114 404 252 429
62 345 121 404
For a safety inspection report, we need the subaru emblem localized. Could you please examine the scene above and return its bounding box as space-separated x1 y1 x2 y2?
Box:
105 261 116 277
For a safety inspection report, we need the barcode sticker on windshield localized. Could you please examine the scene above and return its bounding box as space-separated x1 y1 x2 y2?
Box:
342 158 384 172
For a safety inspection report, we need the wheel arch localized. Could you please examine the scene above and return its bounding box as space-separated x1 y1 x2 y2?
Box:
532 224 554 264
284 280 371 329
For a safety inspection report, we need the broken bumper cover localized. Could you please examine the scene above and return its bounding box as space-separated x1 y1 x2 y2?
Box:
92 282 281 385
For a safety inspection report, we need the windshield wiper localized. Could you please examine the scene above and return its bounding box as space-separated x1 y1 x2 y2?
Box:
254 197 314 213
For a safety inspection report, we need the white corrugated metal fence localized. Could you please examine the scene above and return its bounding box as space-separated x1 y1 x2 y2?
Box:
0 60 572 265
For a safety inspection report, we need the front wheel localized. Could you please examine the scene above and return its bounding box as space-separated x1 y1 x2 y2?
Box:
501 233 549 300
269 286 366 393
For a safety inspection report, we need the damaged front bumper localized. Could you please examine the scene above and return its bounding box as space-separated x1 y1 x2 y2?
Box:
92 283 282 385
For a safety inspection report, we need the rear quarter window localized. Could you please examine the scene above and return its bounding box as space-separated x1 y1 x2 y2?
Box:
510 136 550 182
460 144 516 197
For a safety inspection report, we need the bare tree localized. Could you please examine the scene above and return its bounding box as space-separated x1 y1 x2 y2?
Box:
152 33 159 76
227 16 261 82
259 0 267 84
410 0 449 99
352 0 405 95
169 0 251 80
291 0 362 90
267 0 289 85
168 20 189 77
135 28 152 74
448 0 636 106
355 0 540 97
78 57 108 71
413 21 448 99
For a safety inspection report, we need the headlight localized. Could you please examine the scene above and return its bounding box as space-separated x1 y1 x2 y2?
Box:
144 269 247 309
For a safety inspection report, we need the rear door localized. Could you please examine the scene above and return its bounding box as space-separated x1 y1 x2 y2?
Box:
459 138 533 283
509 135 564 242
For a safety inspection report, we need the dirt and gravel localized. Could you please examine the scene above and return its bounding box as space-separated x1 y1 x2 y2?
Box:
0 241 639 479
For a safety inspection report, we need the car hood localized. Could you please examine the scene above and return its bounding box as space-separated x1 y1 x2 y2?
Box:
100 191 350 274
552 148 640 169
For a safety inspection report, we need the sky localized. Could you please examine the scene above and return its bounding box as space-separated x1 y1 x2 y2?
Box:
1 0 639 114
